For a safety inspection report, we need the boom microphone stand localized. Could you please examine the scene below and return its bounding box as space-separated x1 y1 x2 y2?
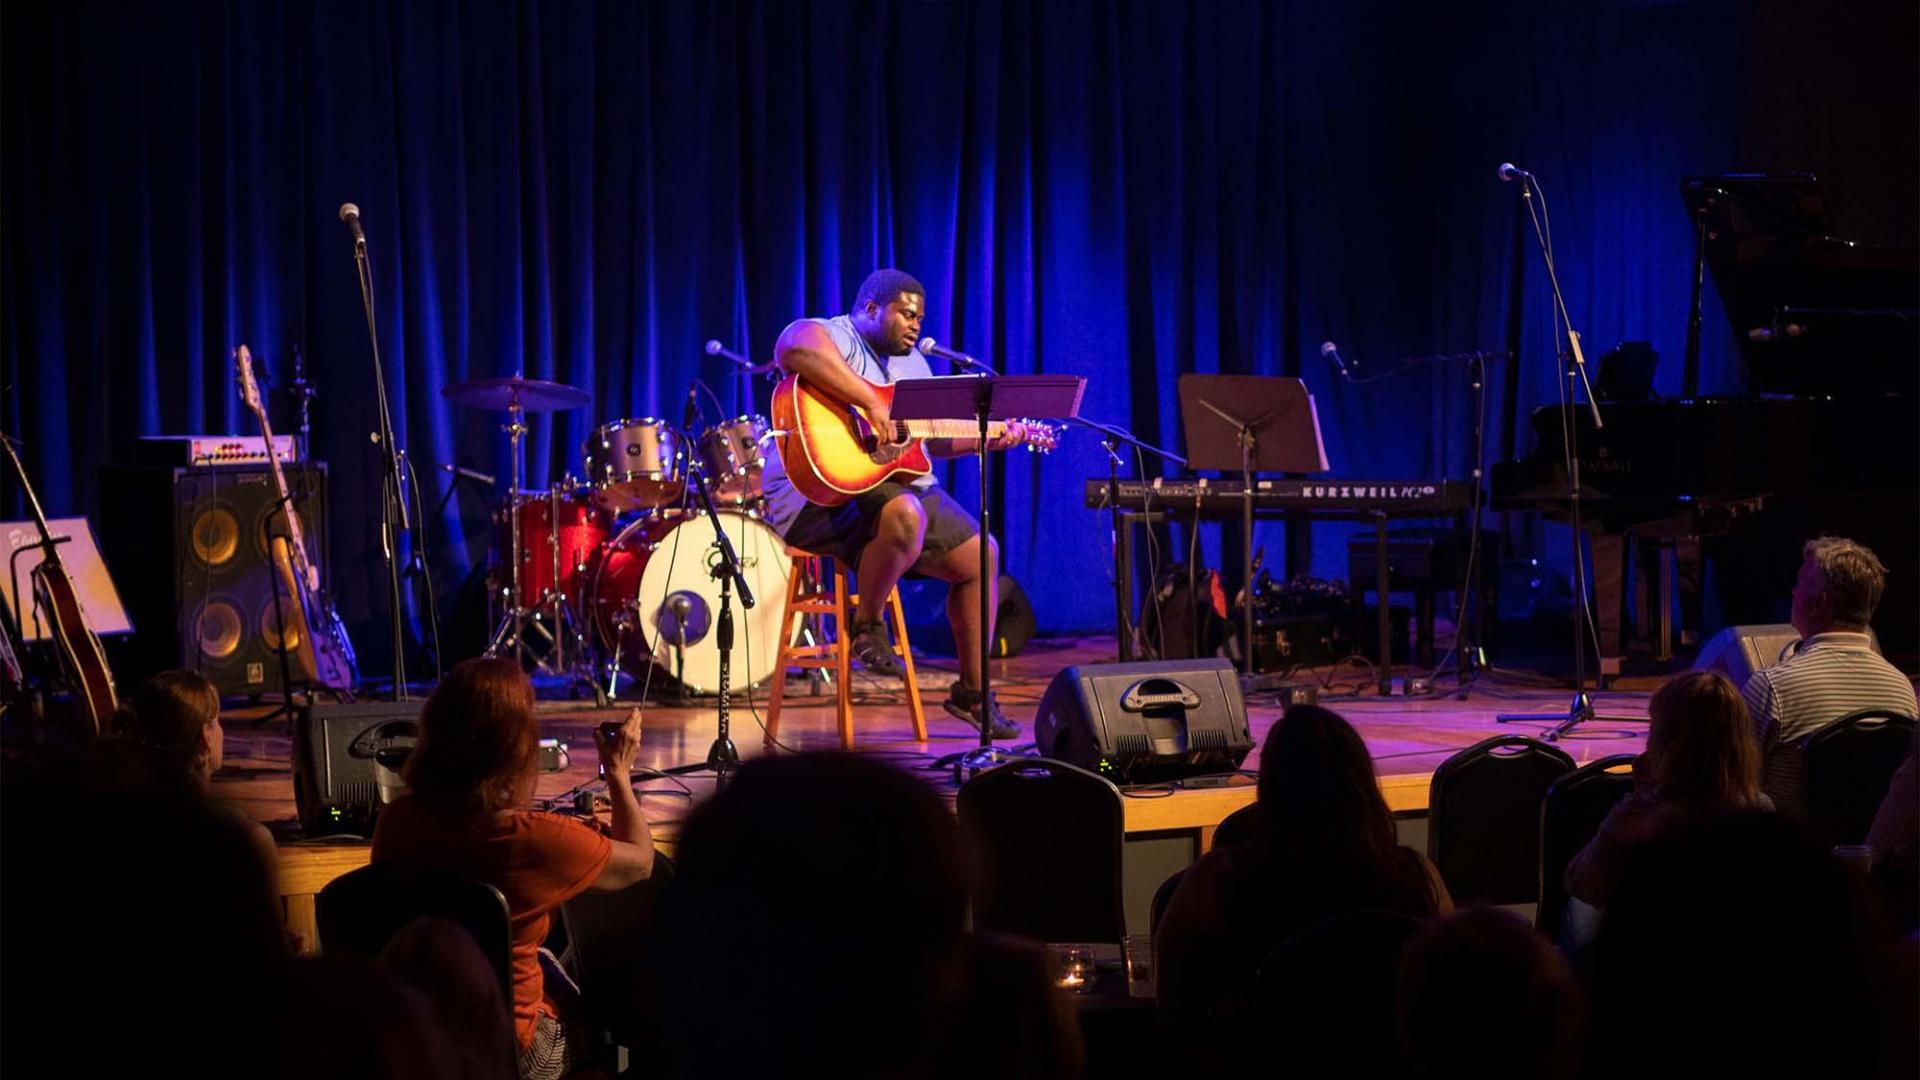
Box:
1064 416 1187 662
1491 166 1634 741
688 457 754 787
341 203 413 700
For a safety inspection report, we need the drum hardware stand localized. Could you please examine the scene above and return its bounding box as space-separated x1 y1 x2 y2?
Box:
484 390 531 663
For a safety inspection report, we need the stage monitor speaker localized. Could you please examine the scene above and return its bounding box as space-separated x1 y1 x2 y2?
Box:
100 464 331 695
294 700 418 837
1034 657 1253 783
1695 622 1881 689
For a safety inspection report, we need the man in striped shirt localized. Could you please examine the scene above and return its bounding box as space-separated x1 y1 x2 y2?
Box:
1743 537 1918 816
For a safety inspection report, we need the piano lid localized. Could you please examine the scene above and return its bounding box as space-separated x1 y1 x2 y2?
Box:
1681 174 1918 397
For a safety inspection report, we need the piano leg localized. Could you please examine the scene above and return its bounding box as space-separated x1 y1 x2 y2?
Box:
1589 532 1629 681
1374 512 1392 694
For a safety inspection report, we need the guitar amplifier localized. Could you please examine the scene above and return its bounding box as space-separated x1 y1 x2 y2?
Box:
99 463 332 693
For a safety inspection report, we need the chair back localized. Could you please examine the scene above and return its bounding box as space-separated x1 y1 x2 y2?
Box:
1149 866 1188 934
1252 908 1424 1074
317 860 513 1001
1801 710 1917 846
957 757 1126 944
1427 735 1575 905
556 852 677 1060
1536 754 1637 935
1211 801 1262 849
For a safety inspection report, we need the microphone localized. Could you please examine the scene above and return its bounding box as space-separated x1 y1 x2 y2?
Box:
437 463 496 486
1320 341 1353 380
338 202 366 246
704 339 755 368
1496 162 1531 183
683 382 702 437
917 338 986 371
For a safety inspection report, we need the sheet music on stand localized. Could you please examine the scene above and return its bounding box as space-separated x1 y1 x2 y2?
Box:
888 374 1087 423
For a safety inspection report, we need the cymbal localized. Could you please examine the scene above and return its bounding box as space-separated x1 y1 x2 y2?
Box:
442 376 590 412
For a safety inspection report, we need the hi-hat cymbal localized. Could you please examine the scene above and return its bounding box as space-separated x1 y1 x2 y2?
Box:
442 376 590 412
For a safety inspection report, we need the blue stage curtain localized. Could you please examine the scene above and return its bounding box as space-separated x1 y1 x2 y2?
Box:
4 0 1912 675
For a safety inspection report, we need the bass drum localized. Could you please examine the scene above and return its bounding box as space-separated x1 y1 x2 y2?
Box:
582 510 794 694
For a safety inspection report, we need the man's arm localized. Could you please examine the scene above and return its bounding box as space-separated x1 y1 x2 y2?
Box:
777 320 891 436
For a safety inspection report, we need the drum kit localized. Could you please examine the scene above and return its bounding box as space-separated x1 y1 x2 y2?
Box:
442 375 793 699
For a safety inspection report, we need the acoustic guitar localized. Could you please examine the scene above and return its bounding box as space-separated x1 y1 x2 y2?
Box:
235 345 359 691
0 432 117 733
771 374 1059 507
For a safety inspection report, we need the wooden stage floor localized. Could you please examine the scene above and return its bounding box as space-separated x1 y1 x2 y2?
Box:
220 635 1659 940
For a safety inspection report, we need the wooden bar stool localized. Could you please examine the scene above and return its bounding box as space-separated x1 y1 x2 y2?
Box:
765 551 927 748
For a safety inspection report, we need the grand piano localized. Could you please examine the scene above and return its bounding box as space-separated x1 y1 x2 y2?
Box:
1492 174 1919 671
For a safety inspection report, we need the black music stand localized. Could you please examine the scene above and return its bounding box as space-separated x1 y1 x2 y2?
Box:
1178 376 1329 685
891 375 1085 771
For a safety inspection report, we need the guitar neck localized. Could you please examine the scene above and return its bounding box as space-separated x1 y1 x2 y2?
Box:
1 434 61 550
242 391 311 559
896 418 1019 442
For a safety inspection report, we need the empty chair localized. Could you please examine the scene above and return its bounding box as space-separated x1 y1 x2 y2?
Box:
1801 709 1917 846
1427 736 1575 906
958 757 1126 944
1535 754 1637 938
317 860 514 1002
556 852 678 1068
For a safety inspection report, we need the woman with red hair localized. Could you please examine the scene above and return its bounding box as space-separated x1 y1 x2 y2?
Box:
373 658 655 1080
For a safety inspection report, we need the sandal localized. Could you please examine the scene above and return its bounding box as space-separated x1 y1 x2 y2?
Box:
944 683 1020 740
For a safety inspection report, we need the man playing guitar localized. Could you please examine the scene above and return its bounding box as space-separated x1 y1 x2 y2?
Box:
760 269 1027 738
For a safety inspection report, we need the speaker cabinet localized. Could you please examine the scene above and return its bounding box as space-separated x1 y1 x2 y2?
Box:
1695 623 1881 689
1034 657 1253 783
100 464 331 695
293 701 417 837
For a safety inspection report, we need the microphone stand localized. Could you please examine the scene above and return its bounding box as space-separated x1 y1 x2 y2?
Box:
1065 416 1187 661
350 225 413 700
688 457 754 787
1494 172 1632 740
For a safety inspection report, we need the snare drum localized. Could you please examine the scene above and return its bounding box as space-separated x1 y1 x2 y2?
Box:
579 509 793 694
698 414 772 505
583 417 684 510
494 486 609 607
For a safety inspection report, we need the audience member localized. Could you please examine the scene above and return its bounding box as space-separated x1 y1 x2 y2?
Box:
1582 810 1916 1080
1743 537 1917 815
105 669 281 870
1567 670 1770 911
661 752 1080 1079
379 917 519 1080
1156 705 1450 1060
1399 908 1582 1080
372 658 656 1080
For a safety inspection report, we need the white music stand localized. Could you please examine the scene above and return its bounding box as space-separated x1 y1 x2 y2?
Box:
1 518 133 640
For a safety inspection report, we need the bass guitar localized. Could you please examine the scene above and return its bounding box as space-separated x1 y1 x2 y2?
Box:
771 373 1059 507
234 345 359 691
0 432 117 733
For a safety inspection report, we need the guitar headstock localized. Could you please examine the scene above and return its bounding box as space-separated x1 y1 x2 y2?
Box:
234 345 263 413
1021 420 1061 454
